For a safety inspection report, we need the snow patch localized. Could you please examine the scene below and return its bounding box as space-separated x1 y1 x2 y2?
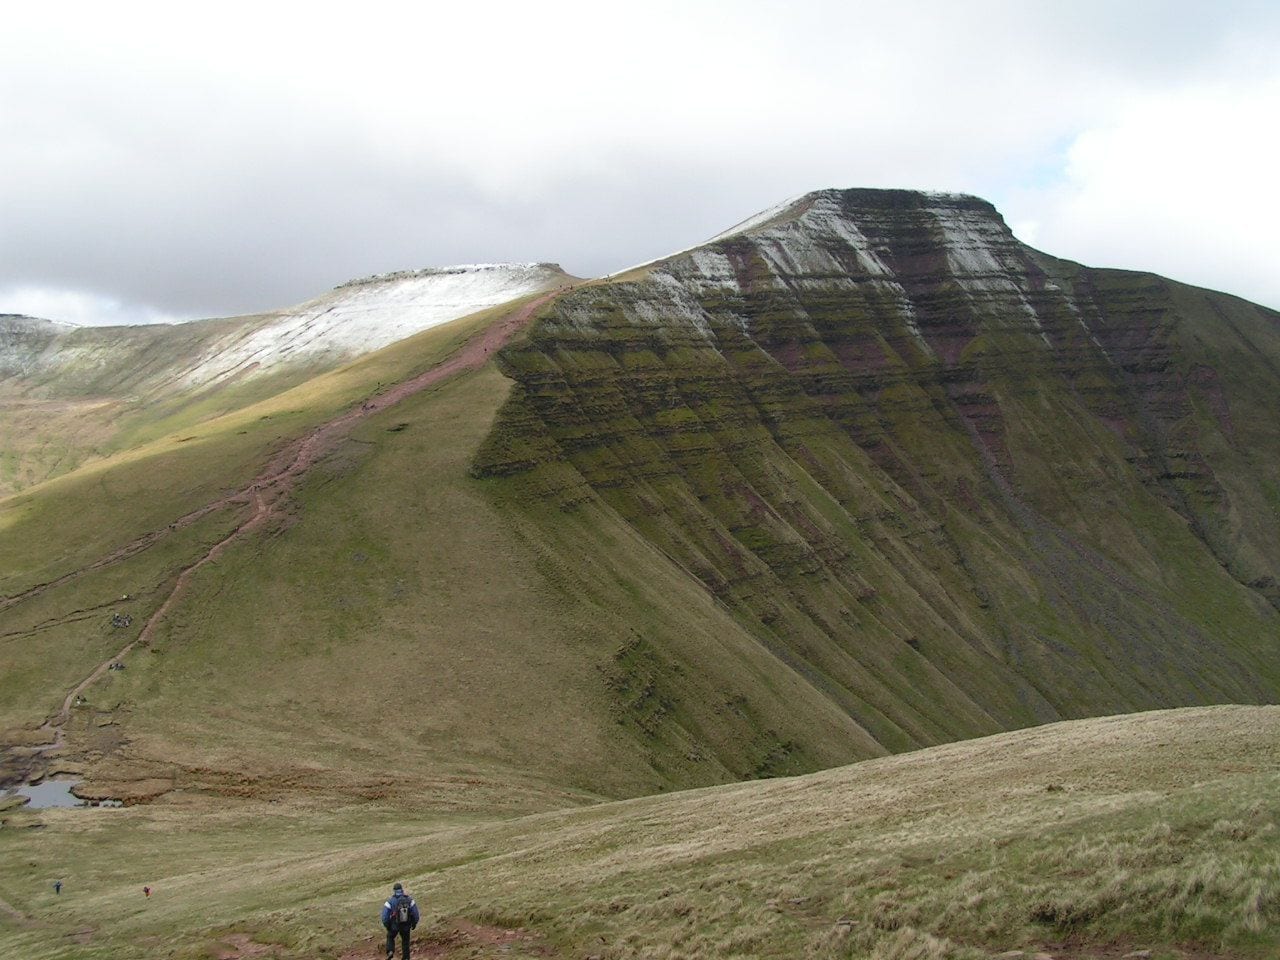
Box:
180 263 564 387
925 204 1058 348
0 314 81 333
706 193 809 243
684 249 742 292
602 196 810 280
926 205 1014 276
638 274 718 340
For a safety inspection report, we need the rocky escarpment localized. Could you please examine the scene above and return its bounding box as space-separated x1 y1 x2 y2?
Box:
476 188 1280 755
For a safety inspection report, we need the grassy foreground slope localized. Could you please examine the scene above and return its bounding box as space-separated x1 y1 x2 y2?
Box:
2 706 1277 959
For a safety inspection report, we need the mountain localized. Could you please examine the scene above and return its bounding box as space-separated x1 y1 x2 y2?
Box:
474 188 1280 745
2 188 1278 811
0 262 570 495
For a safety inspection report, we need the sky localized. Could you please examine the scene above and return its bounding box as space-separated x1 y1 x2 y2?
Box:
2 0 1279 325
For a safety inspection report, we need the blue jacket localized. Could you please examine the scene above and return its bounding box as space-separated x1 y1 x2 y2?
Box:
381 892 420 930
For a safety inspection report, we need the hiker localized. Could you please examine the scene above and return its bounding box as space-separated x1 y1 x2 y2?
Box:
54 880 62 895
380 882 419 959
143 886 151 898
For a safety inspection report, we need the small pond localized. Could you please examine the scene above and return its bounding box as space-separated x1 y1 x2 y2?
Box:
8 779 84 808
3 779 124 809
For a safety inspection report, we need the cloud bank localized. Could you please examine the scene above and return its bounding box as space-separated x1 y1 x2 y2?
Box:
2 0 1278 324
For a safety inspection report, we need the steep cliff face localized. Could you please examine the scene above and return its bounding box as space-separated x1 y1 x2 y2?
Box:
476 188 1280 754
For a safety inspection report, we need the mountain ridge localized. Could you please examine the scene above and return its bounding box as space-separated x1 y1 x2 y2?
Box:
2 185 1278 811
2 187 1279 960
0 262 572 495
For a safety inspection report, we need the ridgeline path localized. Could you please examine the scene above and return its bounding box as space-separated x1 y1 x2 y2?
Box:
3 290 565 776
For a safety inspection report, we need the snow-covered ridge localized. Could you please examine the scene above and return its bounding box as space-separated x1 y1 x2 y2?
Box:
657 188 1016 289
604 188 997 282
624 188 1040 356
601 197 814 280
336 262 562 289
0 264 570 395
0 315 86 379
178 262 568 387
0 313 81 332
705 193 810 243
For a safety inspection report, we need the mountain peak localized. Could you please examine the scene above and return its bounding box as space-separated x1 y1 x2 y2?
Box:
708 187 1003 243
608 187 1014 283
638 186 1021 301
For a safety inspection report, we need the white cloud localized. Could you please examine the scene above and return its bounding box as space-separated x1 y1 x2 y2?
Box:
0 285 184 327
1003 73 1280 308
2 1 1279 320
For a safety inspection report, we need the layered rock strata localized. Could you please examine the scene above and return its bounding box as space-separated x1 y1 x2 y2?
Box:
476 189 1280 754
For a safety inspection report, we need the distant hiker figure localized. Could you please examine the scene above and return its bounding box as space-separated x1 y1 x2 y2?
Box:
381 882 419 959
54 880 62 895
143 886 151 898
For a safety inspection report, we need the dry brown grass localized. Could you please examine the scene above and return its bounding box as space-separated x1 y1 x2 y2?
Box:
2 705 1277 959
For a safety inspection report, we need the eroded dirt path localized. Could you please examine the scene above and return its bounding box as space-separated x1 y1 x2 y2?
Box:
5 291 563 776
338 918 550 959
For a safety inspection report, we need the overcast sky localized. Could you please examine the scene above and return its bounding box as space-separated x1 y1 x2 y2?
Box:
3 0 1279 325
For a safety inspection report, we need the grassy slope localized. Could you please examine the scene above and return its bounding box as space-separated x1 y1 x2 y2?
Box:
6 260 1280 809
1 705 1277 959
0 303 547 741
76 357 875 807
5 246 1279 805
0 314 290 496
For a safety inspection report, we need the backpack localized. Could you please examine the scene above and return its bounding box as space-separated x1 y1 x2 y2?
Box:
394 895 411 927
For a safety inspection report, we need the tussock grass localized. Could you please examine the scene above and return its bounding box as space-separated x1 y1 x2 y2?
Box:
2 706 1277 958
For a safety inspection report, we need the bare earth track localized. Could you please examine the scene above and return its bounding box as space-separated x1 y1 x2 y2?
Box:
1 291 562 783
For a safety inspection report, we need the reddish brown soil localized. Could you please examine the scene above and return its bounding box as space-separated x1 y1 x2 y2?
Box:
213 933 275 958
339 918 550 959
0 893 32 926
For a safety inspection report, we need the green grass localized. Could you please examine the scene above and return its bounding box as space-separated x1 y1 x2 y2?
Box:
0 301 517 595
0 298 579 755
2 706 1276 959
75 356 879 806
13 254 1279 814
6 289 878 812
